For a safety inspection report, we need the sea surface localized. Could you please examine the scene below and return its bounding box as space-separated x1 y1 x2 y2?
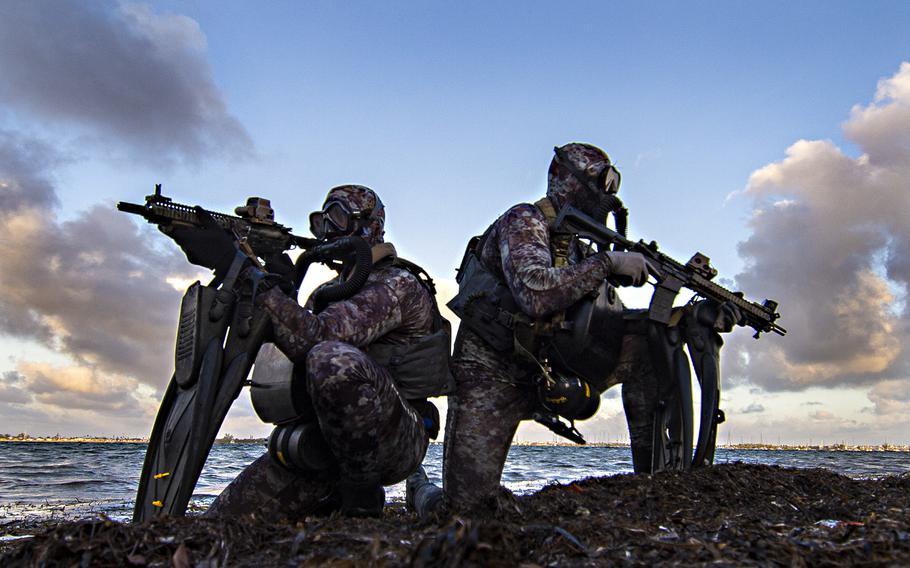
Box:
1 442 907 524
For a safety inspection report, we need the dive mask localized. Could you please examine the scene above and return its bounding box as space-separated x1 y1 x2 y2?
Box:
309 201 364 240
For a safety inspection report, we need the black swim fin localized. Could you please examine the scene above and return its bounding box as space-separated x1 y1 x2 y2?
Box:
134 254 270 522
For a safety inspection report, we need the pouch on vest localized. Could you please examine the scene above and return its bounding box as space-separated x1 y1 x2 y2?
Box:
367 315 454 399
365 258 455 399
446 242 521 352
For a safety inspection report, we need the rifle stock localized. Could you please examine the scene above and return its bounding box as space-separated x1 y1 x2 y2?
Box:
555 206 786 338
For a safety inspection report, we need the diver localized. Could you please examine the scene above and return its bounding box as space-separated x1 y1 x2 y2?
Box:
205 184 451 519
407 143 742 517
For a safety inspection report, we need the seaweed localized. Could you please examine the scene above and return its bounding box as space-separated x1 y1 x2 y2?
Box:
3 463 909 567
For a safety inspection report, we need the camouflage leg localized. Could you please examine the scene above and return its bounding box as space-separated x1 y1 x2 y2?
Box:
306 340 428 485
207 341 426 518
617 334 660 473
442 359 536 514
205 453 334 519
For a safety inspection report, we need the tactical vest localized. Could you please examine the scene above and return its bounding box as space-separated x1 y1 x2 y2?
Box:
447 199 625 392
252 255 455 428
365 257 456 399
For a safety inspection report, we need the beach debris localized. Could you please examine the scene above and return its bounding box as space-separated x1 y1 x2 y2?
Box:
815 519 865 529
0 535 32 542
0 463 907 566
171 542 191 568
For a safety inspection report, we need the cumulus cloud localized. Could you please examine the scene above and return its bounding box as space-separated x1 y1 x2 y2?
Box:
0 371 31 404
0 150 203 432
866 379 910 416
739 402 765 414
809 409 837 421
0 132 61 212
728 62 910 396
0 133 198 386
0 2 255 435
0 1 253 164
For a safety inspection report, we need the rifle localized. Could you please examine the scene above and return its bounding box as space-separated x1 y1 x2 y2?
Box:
555 205 786 338
118 184 319 265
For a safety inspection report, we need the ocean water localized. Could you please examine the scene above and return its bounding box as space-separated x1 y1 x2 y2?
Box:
0 442 907 524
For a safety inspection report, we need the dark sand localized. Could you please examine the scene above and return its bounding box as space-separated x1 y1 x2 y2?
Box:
2 463 908 566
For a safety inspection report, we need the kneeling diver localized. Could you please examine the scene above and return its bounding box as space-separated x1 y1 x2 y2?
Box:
206 185 453 519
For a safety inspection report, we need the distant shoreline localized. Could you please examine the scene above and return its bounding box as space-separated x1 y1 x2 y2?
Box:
1 436 908 452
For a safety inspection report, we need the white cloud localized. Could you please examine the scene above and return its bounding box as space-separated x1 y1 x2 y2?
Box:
0 1 253 165
728 62 910 393
0 2 254 436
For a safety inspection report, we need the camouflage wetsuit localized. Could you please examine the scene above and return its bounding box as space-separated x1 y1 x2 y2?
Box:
400 143 660 517
207 191 435 519
440 202 658 513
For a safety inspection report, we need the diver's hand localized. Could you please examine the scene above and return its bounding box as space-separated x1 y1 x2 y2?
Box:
604 251 659 287
239 265 294 299
264 252 295 278
694 300 746 333
160 207 236 273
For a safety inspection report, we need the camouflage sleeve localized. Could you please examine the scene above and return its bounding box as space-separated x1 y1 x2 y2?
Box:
499 204 610 318
257 282 402 362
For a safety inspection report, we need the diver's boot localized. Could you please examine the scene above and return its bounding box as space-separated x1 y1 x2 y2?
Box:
630 444 653 474
406 465 444 517
339 474 385 518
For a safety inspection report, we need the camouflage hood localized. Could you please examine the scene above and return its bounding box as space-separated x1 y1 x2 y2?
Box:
546 142 615 217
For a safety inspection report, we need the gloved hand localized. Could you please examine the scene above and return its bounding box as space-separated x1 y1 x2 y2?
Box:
240 265 294 299
160 207 236 274
694 300 745 333
264 252 295 279
604 251 660 287
410 399 441 440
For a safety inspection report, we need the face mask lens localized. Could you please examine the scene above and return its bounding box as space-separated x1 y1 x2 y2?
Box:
323 202 352 233
602 166 621 194
308 211 326 239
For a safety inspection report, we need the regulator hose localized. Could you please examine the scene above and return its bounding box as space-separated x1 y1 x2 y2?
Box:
293 235 373 313
595 194 628 251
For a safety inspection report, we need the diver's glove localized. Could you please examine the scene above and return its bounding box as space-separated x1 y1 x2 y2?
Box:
160 207 237 274
410 399 441 440
693 300 745 333
264 252 295 279
240 265 294 300
603 251 659 286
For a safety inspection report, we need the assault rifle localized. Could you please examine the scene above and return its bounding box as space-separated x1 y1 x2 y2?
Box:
555 205 786 338
118 184 319 264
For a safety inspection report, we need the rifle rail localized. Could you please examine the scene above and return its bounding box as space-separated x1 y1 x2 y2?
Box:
118 187 317 255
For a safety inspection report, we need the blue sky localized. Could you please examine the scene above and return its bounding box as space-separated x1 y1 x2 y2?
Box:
0 1 908 444
57 1 906 275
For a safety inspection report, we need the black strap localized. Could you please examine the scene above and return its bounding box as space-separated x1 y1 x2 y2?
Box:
390 257 437 296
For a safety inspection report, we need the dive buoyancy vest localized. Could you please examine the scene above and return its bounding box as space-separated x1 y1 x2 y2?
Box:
250 250 455 430
447 199 625 392
365 255 456 399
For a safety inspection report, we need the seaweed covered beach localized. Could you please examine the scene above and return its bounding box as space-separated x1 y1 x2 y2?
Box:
2 463 909 567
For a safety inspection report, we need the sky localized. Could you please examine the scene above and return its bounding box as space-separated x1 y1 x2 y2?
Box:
0 1 908 445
